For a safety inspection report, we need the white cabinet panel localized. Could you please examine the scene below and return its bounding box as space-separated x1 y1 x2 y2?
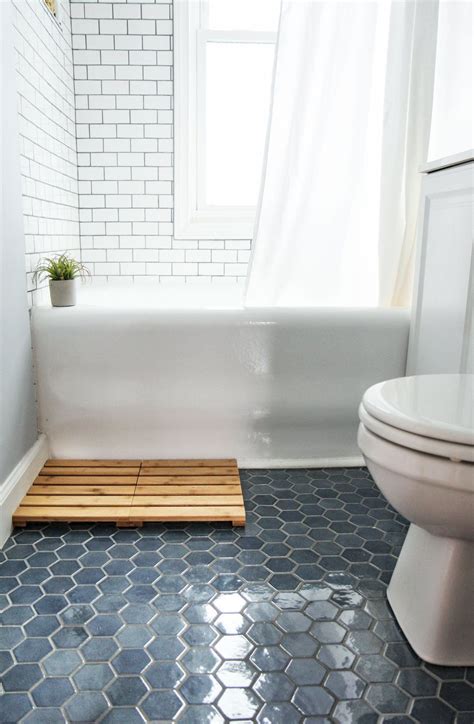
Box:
408 160 473 375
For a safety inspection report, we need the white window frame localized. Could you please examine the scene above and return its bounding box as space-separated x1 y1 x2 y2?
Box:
174 0 277 239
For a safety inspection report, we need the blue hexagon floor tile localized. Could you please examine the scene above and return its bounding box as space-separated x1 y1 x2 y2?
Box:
1 467 473 722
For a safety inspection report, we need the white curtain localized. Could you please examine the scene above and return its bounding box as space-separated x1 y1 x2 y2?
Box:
245 0 439 308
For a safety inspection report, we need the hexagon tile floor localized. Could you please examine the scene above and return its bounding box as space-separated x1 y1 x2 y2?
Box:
0 468 473 724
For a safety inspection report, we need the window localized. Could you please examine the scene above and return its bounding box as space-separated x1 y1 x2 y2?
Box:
175 0 280 239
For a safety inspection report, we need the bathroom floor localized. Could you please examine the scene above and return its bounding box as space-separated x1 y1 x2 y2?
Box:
0 468 472 723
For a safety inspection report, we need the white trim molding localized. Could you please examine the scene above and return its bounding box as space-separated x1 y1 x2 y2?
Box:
238 456 365 470
174 0 277 240
0 434 49 548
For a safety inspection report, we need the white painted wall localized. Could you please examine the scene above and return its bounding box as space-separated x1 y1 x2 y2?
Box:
13 0 80 306
70 0 251 285
0 0 38 486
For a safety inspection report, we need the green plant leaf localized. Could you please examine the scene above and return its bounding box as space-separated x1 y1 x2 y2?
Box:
33 254 91 283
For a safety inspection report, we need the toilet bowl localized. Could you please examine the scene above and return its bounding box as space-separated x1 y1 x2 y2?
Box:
358 374 474 666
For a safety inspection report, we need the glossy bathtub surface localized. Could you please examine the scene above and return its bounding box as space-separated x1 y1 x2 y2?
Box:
69 283 247 309
363 374 474 445
32 285 410 463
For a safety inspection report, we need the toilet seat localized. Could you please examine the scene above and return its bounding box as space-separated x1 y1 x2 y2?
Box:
362 374 474 452
359 403 474 463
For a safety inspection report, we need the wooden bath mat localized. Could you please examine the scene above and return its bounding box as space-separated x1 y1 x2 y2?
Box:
12 459 246 527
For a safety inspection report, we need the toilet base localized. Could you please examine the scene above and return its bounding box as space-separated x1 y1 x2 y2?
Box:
387 524 474 666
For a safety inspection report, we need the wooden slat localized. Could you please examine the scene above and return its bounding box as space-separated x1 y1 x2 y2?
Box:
30 485 136 495
13 507 131 522
14 458 246 527
134 484 242 495
129 506 245 522
23 495 133 507
44 459 140 467
37 475 138 485
141 459 237 467
136 475 239 486
41 467 140 476
130 495 243 507
140 467 238 476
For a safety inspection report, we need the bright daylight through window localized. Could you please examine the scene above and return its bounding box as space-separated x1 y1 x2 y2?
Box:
175 0 280 239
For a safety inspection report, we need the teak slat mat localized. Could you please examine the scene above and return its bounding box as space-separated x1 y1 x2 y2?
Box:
13 459 246 527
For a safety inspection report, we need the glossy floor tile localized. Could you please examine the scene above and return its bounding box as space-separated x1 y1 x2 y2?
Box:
0 468 473 722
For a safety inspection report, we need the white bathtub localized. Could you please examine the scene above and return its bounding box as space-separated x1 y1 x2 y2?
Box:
32 285 409 466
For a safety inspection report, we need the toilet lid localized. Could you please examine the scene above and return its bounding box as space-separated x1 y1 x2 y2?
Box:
359 403 474 462
362 374 474 446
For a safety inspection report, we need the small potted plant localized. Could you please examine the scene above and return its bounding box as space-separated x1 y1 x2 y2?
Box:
33 253 90 307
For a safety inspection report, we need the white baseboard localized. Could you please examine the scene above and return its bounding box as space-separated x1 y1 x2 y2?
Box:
0 443 364 547
0 434 49 548
237 455 365 469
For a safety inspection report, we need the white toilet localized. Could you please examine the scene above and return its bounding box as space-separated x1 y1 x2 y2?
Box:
358 373 474 666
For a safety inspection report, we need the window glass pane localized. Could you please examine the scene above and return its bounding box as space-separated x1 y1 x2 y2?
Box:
208 0 280 32
205 42 274 207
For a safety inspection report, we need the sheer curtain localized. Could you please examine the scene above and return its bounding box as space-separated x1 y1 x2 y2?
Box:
245 0 439 308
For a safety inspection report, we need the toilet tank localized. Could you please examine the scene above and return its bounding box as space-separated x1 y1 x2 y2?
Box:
407 153 473 375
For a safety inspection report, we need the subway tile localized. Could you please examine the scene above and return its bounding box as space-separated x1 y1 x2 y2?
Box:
117 124 145 139
85 4 113 20
131 138 158 153
90 152 117 166
142 5 170 20
128 19 157 35
119 209 145 223
113 5 141 20
156 20 173 35
118 180 145 195
105 167 132 180
101 50 130 65
130 50 157 65
99 19 127 35
90 124 117 138
72 19 99 35
14 0 251 289
88 65 116 80
117 152 144 166
89 95 116 109
104 139 131 153
186 250 211 263
114 35 144 51
94 209 118 222
86 35 115 50
116 96 144 109
130 80 157 95
13 0 80 300
143 36 171 51
212 250 238 263
102 80 130 95
115 66 143 80
74 49 101 65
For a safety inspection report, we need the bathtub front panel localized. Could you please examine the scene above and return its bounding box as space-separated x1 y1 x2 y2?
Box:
32 305 409 465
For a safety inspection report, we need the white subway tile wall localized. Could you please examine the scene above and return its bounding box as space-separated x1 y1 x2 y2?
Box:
71 0 251 285
13 0 80 306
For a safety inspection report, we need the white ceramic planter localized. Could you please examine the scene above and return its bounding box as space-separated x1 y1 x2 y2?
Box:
49 279 77 307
